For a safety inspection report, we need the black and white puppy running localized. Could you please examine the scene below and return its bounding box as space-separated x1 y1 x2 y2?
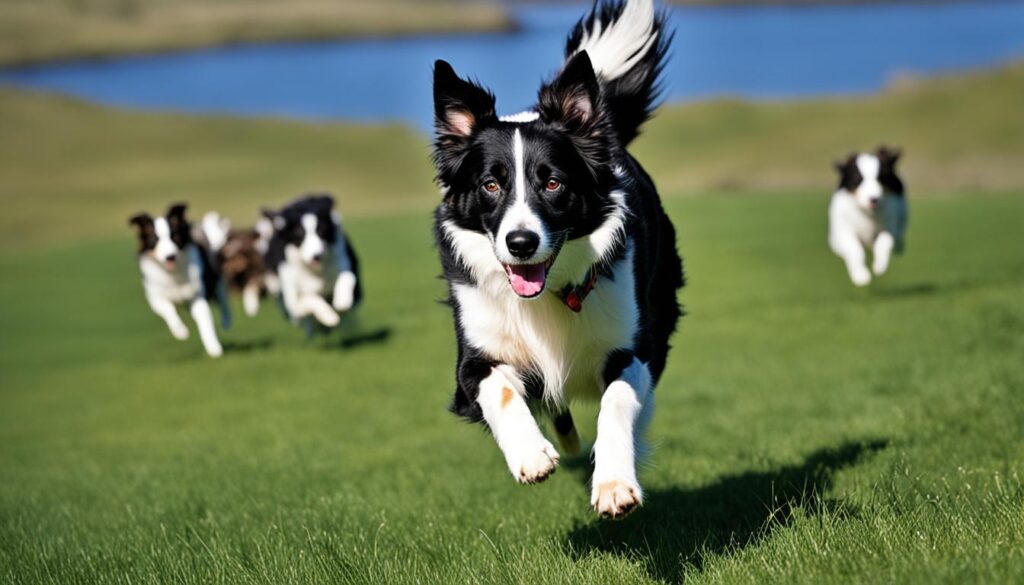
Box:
263 194 362 329
129 203 231 358
431 0 683 519
828 146 908 286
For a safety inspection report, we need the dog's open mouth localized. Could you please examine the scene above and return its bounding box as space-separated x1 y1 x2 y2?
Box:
504 257 556 298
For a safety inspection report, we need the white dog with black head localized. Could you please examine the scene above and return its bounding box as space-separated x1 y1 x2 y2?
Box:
829 146 908 286
129 203 231 357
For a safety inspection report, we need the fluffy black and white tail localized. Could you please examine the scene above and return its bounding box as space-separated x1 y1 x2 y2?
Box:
565 0 670 146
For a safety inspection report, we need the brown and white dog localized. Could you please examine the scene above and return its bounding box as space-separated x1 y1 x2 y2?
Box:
219 226 269 317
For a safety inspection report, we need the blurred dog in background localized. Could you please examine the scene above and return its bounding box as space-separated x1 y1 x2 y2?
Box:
129 203 231 357
263 194 362 332
829 146 908 286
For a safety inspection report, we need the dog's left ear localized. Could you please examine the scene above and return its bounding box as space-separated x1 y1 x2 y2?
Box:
166 202 188 222
877 146 902 166
538 51 601 134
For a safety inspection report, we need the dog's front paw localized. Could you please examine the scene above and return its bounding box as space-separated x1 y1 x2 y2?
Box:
509 440 560 485
170 323 190 340
332 291 353 313
592 478 642 519
332 273 356 312
314 306 341 327
849 266 872 287
872 258 889 276
205 342 223 358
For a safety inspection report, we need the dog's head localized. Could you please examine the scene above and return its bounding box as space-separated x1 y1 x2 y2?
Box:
432 54 621 299
264 194 338 268
835 146 904 212
129 203 191 269
220 228 264 286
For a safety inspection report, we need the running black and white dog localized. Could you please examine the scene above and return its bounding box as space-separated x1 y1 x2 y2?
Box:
431 0 683 519
263 194 362 329
129 203 231 358
828 146 908 286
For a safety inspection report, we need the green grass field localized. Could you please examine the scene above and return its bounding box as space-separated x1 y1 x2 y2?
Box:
1 64 1023 583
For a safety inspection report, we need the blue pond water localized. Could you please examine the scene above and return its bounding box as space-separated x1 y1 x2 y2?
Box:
1 2 1022 130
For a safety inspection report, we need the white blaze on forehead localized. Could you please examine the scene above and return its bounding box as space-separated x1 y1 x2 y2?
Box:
856 154 880 182
302 213 318 233
854 153 883 201
299 213 325 263
153 216 179 260
495 128 550 264
154 217 170 239
514 128 527 204
500 111 541 124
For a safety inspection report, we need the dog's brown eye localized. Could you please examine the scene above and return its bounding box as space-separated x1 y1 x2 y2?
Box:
483 180 500 194
545 178 562 192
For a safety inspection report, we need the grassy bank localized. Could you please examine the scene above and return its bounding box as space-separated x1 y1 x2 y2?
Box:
1 62 1022 251
0 0 512 67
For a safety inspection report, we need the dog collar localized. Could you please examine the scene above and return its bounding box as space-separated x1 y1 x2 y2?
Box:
558 266 599 313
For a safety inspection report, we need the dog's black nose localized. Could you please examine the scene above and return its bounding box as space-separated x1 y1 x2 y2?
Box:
312 253 323 263
165 254 176 263
506 230 540 260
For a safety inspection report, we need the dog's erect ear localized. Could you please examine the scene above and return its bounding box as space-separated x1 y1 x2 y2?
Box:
312 193 335 212
834 153 856 175
433 60 496 139
538 51 601 133
129 213 153 231
166 202 188 222
877 146 902 166
834 154 862 192
261 208 286 231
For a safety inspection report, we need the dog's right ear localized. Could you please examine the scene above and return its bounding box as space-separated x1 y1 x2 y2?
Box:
433 60 496 141
129 213 152 230
261 208 286 231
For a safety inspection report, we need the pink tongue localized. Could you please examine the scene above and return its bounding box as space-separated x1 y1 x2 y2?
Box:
506 263 547 297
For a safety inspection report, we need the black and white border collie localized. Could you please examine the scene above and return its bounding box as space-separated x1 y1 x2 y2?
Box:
129 203 231 358
263 194 362 330
431 0 683 519
828 146 908 286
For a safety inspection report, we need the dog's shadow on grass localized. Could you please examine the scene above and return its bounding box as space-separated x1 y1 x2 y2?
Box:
338 327 392 349
563 439 887 584
222 337 275 353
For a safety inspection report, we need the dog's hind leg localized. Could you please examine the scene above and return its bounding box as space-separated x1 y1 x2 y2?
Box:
592 354 652 520
242 280 261 317
216 279 233 330
552 410 581 456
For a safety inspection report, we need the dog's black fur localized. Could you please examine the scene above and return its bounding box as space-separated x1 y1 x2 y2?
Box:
263 194 363 312
432 0 683 425
835 146 905 196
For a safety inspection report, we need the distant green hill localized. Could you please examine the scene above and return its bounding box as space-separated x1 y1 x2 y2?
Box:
1 61 1021 251
0 0 513 67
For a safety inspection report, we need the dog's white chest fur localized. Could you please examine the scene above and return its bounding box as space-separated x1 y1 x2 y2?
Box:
281 244 339 297
454 249 638 404
139 246 202 303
